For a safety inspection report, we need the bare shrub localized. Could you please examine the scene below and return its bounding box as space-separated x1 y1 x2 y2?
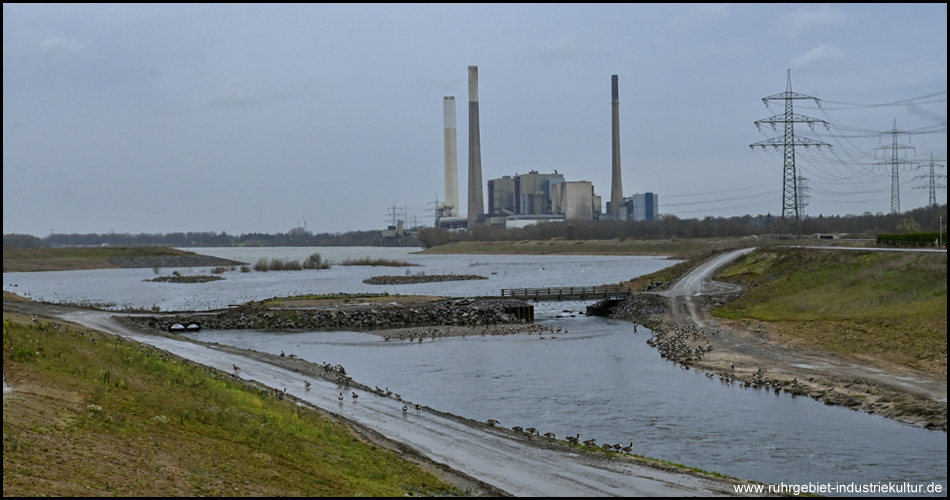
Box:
303 253 330 269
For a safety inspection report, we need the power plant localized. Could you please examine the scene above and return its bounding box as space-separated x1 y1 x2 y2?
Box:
430 69 659 231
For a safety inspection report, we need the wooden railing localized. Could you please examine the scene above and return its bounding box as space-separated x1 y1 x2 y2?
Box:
500 285 632 301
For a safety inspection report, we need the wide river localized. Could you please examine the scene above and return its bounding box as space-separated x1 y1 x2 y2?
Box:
4 246 946 496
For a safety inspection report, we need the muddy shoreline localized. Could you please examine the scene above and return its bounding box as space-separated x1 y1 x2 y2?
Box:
608 292 947 432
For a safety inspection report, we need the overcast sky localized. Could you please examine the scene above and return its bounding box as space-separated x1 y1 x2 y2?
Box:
3 3 947 237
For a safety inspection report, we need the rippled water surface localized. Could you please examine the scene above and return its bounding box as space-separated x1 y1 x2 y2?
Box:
5 247 946 496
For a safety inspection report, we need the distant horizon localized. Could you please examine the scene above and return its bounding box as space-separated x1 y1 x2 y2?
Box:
4 202 945 241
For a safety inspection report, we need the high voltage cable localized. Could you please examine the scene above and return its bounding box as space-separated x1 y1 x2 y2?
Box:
792 49 947 73
661 191 777 208
752 69 946 217
809 91 947 109
660 182 775 199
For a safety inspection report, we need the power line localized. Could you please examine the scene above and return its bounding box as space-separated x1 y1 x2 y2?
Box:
793 49 947 73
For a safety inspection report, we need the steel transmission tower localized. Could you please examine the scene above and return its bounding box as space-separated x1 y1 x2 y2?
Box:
796 176 810 217
927 154 936 206
751 70 830 238
917 153 946 207
874 120 915 214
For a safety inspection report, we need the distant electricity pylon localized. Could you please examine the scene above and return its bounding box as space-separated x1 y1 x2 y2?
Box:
385 202 404 228
874 120 916 214
751 70 830 239
796 176 810 217
914 153 946 207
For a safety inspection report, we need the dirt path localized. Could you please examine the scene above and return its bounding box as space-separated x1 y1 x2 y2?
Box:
656 248 947 431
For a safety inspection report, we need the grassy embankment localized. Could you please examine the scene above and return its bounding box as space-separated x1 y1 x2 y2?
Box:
1 312 462 497
2 247 198 273
711 247 947 375
419 237 760 260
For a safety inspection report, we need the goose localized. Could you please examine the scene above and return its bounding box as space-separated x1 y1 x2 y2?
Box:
304 380 311 389
622 442 634 453
511 426 524 433
543 432 556 439
566 434 580 444
338 392 344 401
402 405 408 412
351 392 359 400
487 419 500 427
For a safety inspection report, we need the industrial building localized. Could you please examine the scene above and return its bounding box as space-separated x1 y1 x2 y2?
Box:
487 170 565 217
627 192 660 222
551 180 597 221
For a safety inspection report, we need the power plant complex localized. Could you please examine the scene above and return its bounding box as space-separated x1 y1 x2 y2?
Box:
434 69 659 231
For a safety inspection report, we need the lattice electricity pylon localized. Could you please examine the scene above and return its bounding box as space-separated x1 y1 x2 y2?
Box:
914 153 946 207
796 176 810 217
873 120 916 214
751 70 830 238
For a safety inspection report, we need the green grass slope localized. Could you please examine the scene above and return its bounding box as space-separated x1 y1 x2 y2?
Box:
713 247 947 375
2 314 462 497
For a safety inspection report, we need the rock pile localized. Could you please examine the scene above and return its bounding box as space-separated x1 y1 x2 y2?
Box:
126 298 530 333
362 274 488 285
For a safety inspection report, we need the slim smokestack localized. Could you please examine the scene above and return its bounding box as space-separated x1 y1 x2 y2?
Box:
443 96 459 217
610 74 624 216
467 66 484 225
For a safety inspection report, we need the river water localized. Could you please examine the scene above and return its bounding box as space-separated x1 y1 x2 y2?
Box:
3 246 946 496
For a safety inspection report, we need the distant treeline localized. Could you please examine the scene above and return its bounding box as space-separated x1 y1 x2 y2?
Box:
877 232 944 247
3 204 945 249
418 204 947 248
2 227 411 249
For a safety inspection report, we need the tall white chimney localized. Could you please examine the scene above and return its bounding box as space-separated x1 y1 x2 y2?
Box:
443 96 459 217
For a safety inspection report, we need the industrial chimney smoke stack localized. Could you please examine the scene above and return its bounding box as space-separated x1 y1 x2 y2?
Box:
443 96 459 217
610 74 624 216
467 66 484 225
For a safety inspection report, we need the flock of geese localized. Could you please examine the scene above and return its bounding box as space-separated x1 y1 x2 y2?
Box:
336 382 638 455
645 321 715 366
486 419 634 454
382 322 567 342
647 322 808 396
